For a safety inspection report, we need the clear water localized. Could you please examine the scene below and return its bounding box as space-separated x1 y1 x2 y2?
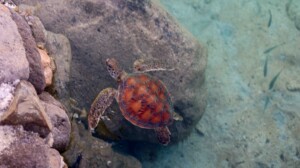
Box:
135 0 300 167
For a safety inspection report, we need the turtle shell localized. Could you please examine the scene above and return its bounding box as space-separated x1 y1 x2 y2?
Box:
118 73 173 129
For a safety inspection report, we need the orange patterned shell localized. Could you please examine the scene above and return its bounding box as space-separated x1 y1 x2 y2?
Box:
118 73 173 129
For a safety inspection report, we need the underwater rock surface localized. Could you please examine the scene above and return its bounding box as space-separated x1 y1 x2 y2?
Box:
39 92 71 152
0 125 67 168
0 80 53 138
10 9 46 94
0 5 29 84
14 0 207 144
44 31 72 104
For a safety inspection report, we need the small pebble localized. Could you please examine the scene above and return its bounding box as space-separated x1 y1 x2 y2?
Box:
107 160 112 167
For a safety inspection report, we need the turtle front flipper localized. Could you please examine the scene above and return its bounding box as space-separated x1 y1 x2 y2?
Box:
88 88 117 132
154 126 171 145
133 58 175 73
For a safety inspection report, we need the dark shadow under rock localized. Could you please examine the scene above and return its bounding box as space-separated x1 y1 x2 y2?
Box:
39 92 71 152
63 121 141 168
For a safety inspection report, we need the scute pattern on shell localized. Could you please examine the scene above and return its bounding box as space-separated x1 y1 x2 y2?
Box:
118 73 173 129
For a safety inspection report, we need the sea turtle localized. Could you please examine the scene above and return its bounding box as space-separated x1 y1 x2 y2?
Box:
88 58 182 145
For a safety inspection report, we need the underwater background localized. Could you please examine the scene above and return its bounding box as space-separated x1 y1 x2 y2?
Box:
135 0 300 168
1 0 300 167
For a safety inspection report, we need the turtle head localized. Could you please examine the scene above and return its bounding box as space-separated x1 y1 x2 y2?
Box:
106 58 126 82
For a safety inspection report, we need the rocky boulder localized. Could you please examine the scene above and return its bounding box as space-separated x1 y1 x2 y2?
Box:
39 92 71 152
14 0 207 144
10 8 46 93
0 4 29 84
0 125 67 168
0 80 53 138
0 80 71 152
44 31 72 104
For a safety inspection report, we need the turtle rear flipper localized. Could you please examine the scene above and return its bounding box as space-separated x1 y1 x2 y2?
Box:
154 126 171 145
88 88 117 132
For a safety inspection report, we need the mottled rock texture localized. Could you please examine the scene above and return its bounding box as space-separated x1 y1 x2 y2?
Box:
27 15 47 48
0 125 67 168
14 0 207 144
45 31 72 103
0 4 29 84
0 81 17 115
39 92 71 152
0 80 53 138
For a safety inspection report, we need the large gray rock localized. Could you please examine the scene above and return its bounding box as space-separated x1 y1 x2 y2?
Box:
15 0 207 144
0 80 71 152
0 125 67 168
0 4 29 84
0 80 53 138
39 92 71 152
45 31 72 104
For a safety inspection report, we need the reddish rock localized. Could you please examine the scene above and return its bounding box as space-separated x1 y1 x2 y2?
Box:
38 48 53 86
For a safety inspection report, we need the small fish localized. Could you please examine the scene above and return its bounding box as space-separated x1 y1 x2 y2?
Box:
263 55 268 77
269 69 283 90
264 96 270 110
263 42 286 54
263 45 278 54
268 10 272 28
195 128 204 137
